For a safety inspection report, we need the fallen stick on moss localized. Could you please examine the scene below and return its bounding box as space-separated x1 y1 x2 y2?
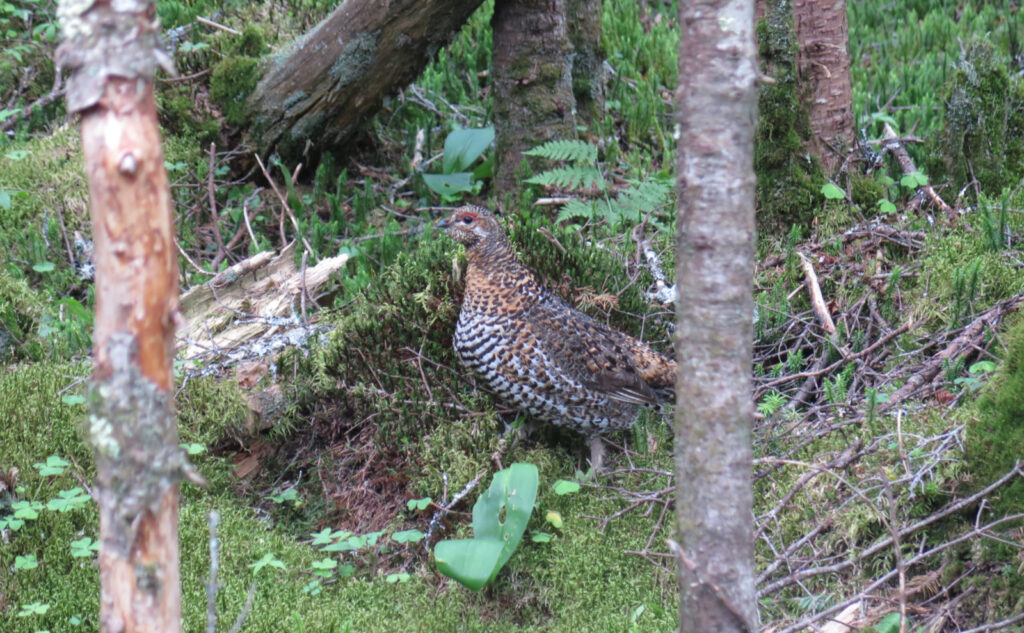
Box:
881 292 1024 411
881 122 955 222
798 252 836 336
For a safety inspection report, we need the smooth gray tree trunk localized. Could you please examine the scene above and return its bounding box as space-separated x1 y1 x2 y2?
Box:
673 0 759 631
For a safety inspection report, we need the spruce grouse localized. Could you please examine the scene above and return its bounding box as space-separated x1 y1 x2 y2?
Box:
437 205 676 469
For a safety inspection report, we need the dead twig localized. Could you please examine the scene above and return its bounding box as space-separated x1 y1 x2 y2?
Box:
881 122 955 221
799 252 837 336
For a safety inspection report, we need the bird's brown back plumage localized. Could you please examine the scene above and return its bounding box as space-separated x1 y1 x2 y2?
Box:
439 205 675 465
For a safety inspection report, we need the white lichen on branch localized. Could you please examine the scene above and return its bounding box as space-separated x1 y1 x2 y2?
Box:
56 0 174 113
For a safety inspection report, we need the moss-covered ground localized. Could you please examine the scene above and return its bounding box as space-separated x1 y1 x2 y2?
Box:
2 0 1024 631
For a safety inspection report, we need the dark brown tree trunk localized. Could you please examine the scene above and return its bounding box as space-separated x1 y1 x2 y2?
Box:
247 0 485 165
674 0 759 631
567 0 605 130
793 0 854 174
491 0 577 201
58 2 183 631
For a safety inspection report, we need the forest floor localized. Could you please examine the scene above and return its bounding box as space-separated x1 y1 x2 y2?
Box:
2 0 1024 632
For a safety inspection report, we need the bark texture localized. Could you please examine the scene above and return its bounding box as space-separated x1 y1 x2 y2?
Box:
567 0 605 129
58 1 182 631
793 0 853 174
247 0 484 165
491 0 576 199
674 0 759 631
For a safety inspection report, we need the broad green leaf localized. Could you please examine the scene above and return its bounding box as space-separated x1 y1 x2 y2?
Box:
422 172 474 196
442 126 494 174
0 190 10 210
434 539 504 591
471 462 538 579
531 531 552 543
32 261 55 273
877 198 897 214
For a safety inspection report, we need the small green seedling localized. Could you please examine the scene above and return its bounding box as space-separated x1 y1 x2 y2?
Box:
249 553 286 575
407 497 431 511
434 462 538 591
33 455 70 477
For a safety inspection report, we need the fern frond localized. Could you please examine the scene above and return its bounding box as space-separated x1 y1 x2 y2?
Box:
525 166 604 191
556 199 597 222
615 177 673 215
523 140 598 165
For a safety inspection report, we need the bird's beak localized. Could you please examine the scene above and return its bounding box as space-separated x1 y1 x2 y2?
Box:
435 216 451 229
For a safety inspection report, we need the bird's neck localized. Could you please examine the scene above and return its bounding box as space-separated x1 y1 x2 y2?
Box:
463 238 544 314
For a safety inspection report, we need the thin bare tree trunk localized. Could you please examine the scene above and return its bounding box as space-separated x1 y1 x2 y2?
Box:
58 2 183 631
674 0 759 631
793 0 854 174
491 0 576 200
247 0 485 165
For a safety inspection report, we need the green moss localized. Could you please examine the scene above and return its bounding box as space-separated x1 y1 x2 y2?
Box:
754 0 825 235
232 24 268 57
0 267 45 360
0 129 92 361
848 172 890 211
0 353 679 633
964 314 1024 515
931 40 1024 196
157 91 220 146
209 56 261 127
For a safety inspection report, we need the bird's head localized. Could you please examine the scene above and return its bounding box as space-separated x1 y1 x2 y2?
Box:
436 205 505 251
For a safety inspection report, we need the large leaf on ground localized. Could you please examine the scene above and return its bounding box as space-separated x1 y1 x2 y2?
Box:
472 462 538 576
434 538 504 591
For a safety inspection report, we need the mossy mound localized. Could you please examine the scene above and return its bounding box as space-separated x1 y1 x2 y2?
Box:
930 40 1024 196
964 313 1024 515
209 55 261 127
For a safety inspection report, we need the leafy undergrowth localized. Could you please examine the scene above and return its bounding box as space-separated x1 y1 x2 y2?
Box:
3 0 1024 632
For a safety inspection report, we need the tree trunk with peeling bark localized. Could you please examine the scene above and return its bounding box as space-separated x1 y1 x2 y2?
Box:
793 0 854 175
246 0 485 166
491 0 577 201
57 1 185 631
674 0 759 632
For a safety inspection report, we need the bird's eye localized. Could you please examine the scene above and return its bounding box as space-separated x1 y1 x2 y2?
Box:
460 214 476 225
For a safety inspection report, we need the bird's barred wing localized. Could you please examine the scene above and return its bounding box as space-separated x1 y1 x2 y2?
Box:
526 297 662 407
